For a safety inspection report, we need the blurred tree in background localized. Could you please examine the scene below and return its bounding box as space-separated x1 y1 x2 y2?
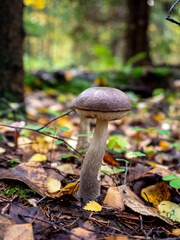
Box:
0 0 24 103
23 0 180 71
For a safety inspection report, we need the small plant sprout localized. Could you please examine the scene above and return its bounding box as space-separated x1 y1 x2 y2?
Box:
73 87 131 203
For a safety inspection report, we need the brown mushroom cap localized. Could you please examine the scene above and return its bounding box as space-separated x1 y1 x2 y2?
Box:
73 87 132 121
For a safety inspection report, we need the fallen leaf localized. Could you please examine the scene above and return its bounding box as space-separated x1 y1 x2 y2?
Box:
103 187 125 210
71 227 96 240
159 140 170 149
103 154 119 166
171 229 180 236
28 153 47 162
83 201 102 212
47 177 61 193
120 186 173 225
141 182 171 207
60 181 79 195
0 147 6 154
0 215 15 239
17 136 32 148
4 223 34 240
56 163 75 175
158 201 180 222
0 162 49 196
104 236 129 240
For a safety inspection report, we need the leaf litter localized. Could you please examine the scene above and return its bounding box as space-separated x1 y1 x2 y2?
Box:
0 89 180 239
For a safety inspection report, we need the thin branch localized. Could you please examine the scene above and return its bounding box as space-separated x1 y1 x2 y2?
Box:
18 214 86 240
0 110 83 157
166 0 180 26
38 109 74 130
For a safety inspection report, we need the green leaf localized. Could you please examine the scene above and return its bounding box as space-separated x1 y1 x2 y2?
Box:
113 168 125 173
162 174 179 181
101 170 111 174
107 137 117 149
24 125 41 130
116 138 128 148
60 154 79 159
132 127 146 132
55 140 64 145
155 129 170 136
116 158 129 164
169 179 180 189
133 151 146 157
57 126 70 131
170 142 180 150
76 133 93 137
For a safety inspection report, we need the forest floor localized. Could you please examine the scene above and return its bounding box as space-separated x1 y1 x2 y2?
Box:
0 88 179 240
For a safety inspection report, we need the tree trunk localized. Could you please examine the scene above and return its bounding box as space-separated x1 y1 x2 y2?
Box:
0 0 24 103
124 0 151 65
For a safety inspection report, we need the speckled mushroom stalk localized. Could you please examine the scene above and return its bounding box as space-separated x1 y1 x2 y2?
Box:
77 118 108 203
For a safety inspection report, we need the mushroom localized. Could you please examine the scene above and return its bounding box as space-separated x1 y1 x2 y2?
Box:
76 117 90 151
73 87 132 203
70 98 91 156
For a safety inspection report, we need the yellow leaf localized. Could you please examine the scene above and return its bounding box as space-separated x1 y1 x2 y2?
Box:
34 0 46 9
24 0 34 6
158 201 180 222
83 201 102 212
171 229 180 236
153 114 163 122
28 153 47 162
141 182 171 207
159 140 169 149
61 181 79 195
47 177 61 194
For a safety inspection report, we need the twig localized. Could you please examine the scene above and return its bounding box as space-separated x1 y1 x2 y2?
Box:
0 110 83 157
18 214 86 240
38 109 74 130
166 0 180 26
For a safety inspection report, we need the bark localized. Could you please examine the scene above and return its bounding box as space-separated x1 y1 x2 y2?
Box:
0 0 24 103
124 0 151 65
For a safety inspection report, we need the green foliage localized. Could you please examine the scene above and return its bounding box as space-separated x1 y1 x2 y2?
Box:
0 184 36 200
163 174 180 189
60 154 79 159
107 135 128 150
8 159 21 167
54 78 92 95
101 168 125 174
132 127 170 136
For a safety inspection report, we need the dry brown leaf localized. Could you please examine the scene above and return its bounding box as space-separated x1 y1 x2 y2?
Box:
171 229 180 236
103 154 119 166
141 182 171 207
104 236 129 240
71 227 96 240
120 186 173 225
141 167 174 179
0 215 15 240
56 163 75 175
4 223 34 240
103 187 125 210
0 162 49 196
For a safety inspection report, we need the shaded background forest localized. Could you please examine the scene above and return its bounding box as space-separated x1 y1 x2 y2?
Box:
1 0 180 104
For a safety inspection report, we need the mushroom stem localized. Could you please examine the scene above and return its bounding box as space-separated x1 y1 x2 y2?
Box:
76 117 90 152
77 118 108 203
